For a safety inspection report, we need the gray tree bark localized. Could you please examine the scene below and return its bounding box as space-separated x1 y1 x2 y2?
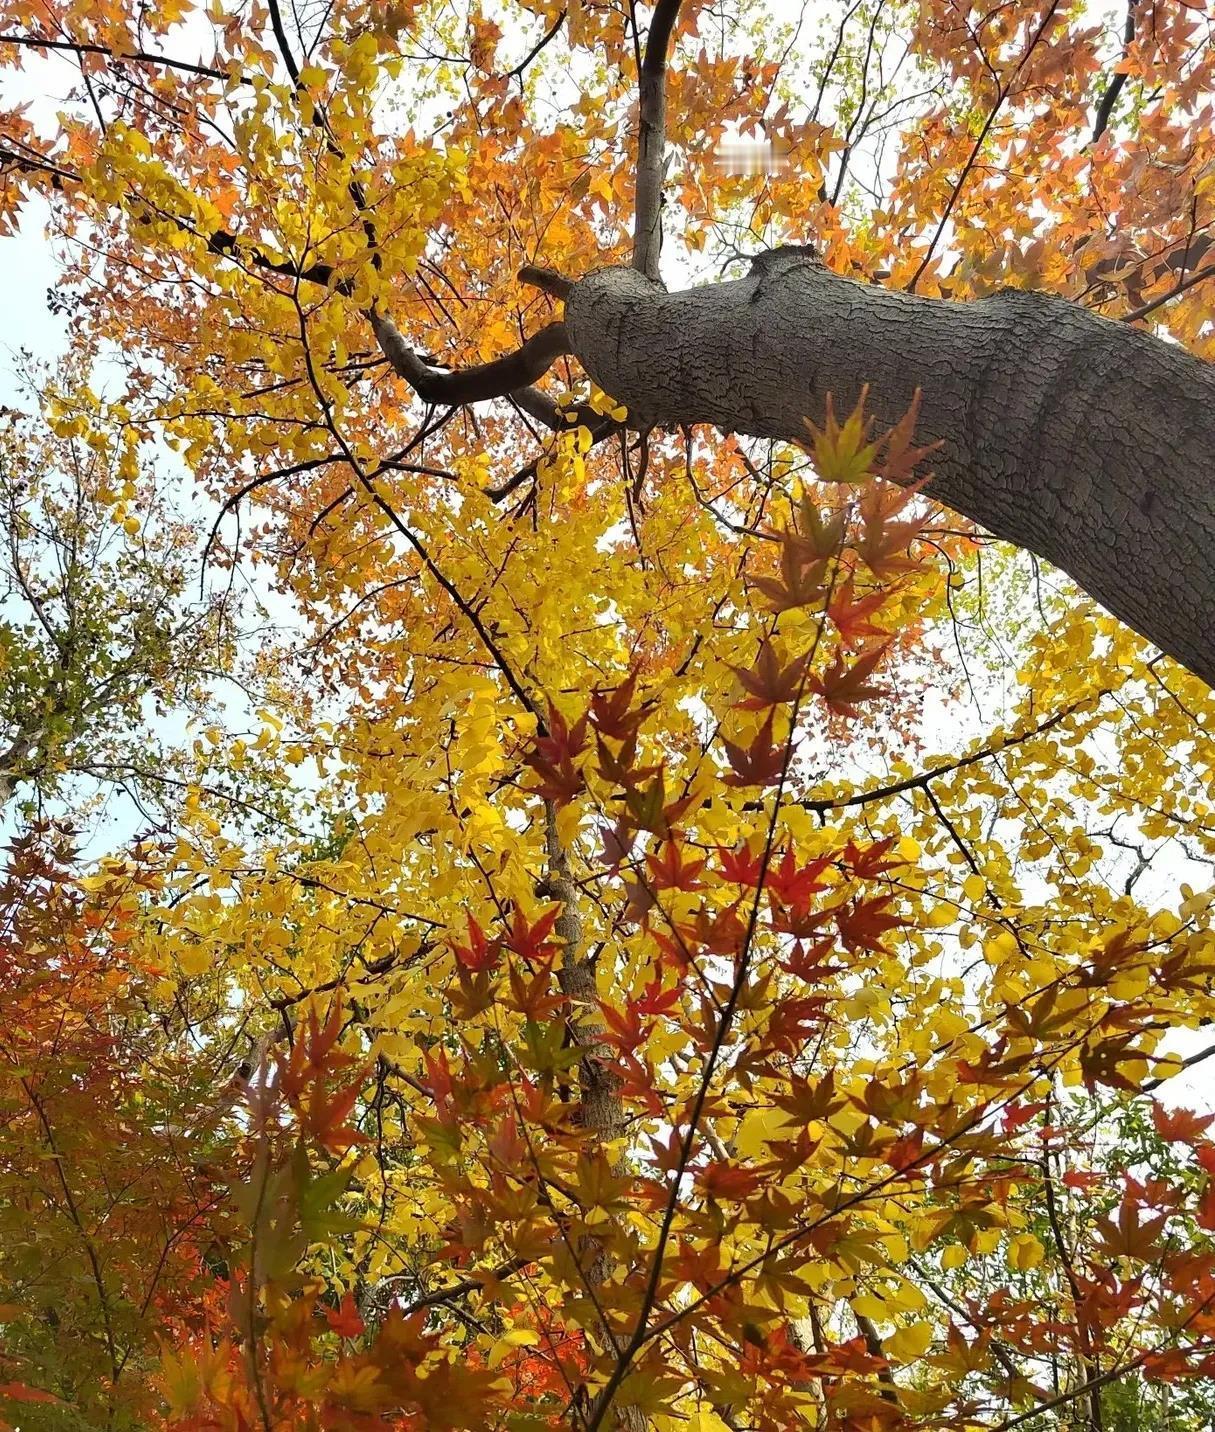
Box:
564 249 1215 689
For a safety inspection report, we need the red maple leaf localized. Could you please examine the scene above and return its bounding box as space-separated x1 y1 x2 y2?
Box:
728 640 808 708
696 1160 762 1201
836 894 906 952
651 928 698 971
596 729 658 787
827 576 889 645
885 1127 927 1176
422 1046 455 1110
278 998 360 1098
722 712 790 786
843 835 903 878
766 995 830 1049
274 999 370 1150
718 842 764 886
874 389 941 483
765 846 832 912
452 913 499 972
634 976 681 1017
0 1383 60 1405
522 701 588 805
1153 1102 1215 1143
599 820 636 871
501 905 561 965
780 937 842 981
326 1292 366 1339
1002 1100 1047 1132
855 484 929 576
809 642 891 716
589 667 656 741
792 498 847 560
600 1000 646 1053
749 533 829 613
645 840 706 891
508 961 565 1021
685 901 749 956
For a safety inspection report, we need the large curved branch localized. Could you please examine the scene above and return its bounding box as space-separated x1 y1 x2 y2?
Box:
369 310 571 409
563 250 1215 689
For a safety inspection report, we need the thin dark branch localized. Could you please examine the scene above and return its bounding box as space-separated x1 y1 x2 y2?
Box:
394 1257 531 1319
585 553 844 1431
201 452 343 572
0 30 240 82
484 416 619 501
632 0 684 279
265 0 302 85
811 0 866 127
505 9 567 80
293 294 542 722
1122 261 1215 323
793 691 1106 814
990 1320 1215 1432
1091 0 1138 143
908 0 1062 292
1144 1037 1215 1091
0 139 79 184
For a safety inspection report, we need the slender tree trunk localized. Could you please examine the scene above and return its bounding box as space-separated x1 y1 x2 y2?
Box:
541 806 645 1431
565 250 1215 689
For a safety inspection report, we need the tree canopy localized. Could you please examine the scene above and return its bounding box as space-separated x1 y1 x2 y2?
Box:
1 0 1215 1429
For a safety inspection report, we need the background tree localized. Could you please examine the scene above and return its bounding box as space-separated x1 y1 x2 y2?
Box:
0 825 242 1428
0 359 304 840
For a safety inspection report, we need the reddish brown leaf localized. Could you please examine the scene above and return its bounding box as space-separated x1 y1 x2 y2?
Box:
722 712 790 786
809 642 892 716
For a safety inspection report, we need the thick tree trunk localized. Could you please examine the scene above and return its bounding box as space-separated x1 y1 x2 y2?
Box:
564 250 1215 689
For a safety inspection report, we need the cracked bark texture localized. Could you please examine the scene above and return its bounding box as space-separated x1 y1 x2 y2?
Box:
565 250 1215 689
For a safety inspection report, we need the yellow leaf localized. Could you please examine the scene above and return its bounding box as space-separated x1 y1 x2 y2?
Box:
851 1292 885 1319
885 1320 933 1362
886 1278 926 1313
178 946 209 978
1008 1233 1045 1271
686 1412 734 1432
488 1327 540 1368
